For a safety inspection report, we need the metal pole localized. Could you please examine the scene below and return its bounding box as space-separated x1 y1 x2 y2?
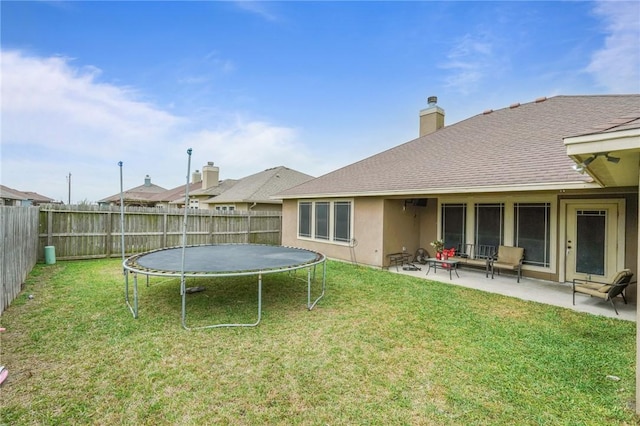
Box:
119 162 125 267
120 161 137 318
181 148 193 328
67 172 71 205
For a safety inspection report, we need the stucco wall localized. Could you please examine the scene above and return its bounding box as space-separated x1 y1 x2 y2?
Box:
282 190 638 278
282 198 386 267
383 199 419 258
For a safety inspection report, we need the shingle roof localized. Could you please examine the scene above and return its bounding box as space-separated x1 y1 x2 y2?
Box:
0 185 54 202
279 95 640 198
151 181 203 204
0 185 28 201
207 166 314 204
99 181 167 203
190 179 238 198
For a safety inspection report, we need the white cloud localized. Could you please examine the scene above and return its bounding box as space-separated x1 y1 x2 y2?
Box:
0 50 320 203
440 33 495 95
232 1 280 22
587 1 640 93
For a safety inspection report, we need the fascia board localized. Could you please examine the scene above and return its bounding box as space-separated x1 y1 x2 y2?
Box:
279 181 602 199
564 129 640 156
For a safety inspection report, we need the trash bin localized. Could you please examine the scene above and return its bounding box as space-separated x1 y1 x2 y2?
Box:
44 246 56 265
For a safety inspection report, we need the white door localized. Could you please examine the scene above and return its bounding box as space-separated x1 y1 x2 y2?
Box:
565 202 620 283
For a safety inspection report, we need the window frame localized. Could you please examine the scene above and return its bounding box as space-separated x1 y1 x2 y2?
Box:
441 203 467 252
297 199 354 245
474 203 504 248
514 202 551 267
437 196 557 274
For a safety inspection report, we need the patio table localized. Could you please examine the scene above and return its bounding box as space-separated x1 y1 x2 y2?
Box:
387 252 412 271
425 258 460 280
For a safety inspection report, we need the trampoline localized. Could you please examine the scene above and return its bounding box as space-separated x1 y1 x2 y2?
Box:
123 244 326 330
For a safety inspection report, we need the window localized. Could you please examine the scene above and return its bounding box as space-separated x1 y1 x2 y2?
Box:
576 210 606 275
515 203 550 267
298 200 352 243
334 201 351 242
315 202 330 240
299 202 312 238
441 204 466 251
475 203 503 248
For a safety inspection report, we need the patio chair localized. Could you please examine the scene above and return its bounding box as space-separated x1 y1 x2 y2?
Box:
572 269 634 315
488 246 525 282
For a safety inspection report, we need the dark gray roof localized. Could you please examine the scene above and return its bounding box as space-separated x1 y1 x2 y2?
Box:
279 95 640 198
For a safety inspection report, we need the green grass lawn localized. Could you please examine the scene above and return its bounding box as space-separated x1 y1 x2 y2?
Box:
1 259 637 425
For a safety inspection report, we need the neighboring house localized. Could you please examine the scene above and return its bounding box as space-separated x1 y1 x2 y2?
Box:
201 166 314 212
99 162 314 212
278 94 640 296
0 185 55 206
99 175 168 207
169 162 239 210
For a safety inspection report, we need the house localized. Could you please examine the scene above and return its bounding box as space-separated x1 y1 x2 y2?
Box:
278 94 640 298
200 165 314 212
99 175 168 207
0 185 56 206
100 162 314 212
170 161 239 210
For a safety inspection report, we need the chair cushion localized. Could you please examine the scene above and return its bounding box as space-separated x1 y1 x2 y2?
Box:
611 269 632 284
574 286 608 299
496 246 524 265
598 285 612 293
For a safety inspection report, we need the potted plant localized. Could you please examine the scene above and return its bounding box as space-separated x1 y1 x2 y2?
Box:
430 240 444 259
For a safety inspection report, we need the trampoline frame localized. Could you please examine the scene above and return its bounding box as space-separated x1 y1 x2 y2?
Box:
123 244 327 330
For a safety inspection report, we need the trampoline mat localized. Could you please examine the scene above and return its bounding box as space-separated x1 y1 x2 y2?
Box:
129 244 323 274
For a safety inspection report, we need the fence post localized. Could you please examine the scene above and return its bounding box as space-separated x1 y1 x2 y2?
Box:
47 209 53 247
105 211 112 258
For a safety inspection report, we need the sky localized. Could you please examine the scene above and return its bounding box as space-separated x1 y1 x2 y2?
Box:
1 1 639 204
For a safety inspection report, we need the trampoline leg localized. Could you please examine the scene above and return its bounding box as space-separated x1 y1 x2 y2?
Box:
181 276 187 329
181 274 262 331
307 259 326 310
125 271 139 319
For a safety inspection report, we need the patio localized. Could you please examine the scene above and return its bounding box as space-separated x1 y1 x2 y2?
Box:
390 264 636 322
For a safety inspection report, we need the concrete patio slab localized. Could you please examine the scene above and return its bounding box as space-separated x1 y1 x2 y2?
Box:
389 264 636 322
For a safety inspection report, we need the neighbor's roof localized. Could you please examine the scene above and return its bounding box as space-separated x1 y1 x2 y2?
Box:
189 179 239 198
279 94 640 199
0 185 54 203
0 185 28 201
99 181 168 203
20 191 55 203
151 180 203 204
206 166 314 204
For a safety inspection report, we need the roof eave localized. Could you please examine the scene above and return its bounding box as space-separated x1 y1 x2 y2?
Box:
279 181 602 199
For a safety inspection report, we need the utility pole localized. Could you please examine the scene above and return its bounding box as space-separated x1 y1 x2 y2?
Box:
67 172 71 205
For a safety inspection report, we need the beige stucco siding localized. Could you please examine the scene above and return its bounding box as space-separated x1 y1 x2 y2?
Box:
282 198 385 267
282 199 299 246
282 189 638 282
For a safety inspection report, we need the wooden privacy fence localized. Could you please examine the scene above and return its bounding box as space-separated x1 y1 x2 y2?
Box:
1 206 40 314
38 205 283 261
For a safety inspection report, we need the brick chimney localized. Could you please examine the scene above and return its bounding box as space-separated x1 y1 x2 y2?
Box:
202 162 219 189
419 96 445 137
